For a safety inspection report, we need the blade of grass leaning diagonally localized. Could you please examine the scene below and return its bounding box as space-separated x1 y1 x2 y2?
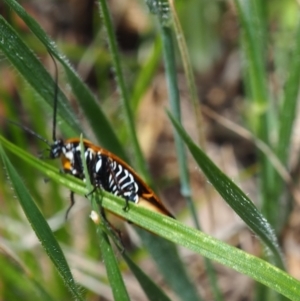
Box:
122 252 172 301
0 144 84 301
3 0 127 160
167 111 285 270
0 252 56 301
1 134 300 300
135 227 200 301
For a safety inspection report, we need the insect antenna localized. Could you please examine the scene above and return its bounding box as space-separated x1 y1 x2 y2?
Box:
4 119 51 147
48 52 59 142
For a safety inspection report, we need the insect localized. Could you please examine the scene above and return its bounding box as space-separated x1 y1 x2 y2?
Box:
50 137 174 219
6 55 174 221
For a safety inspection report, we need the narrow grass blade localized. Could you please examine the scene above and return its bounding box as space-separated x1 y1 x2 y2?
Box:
97 0 149 178
0 145 83 301
167 111 285 270
136 229 200 301
131 37 162 112
270 18 300 249
277 21 300 165
3 0 126 159
122 252 172 301
234 0 269 120
97 231 130 301
234 0 278 230
0 255 55 301
160 24 192 199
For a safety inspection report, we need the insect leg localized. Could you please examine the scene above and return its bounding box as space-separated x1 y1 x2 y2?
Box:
122 194 135 212
85 186 97 198
89 187 125 251
98 206 125 252
65 191 75 220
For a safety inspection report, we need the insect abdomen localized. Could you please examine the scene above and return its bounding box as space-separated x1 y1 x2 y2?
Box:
94 155 139 203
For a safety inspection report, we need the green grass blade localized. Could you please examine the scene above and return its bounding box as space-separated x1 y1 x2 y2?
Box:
97 0 149 178
136 229 200 301
0 254 55 301
96 231 130 301
0 16 80 136
234 0 269 121
0 145 83 300
122 252 172 301
29 279 56 301
160 24 192 201
234 0 278 229
167 111 285 270
270 16 300 250
277 20 300 164
63 67 128 160
131 37 162 112
3 0 126 159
